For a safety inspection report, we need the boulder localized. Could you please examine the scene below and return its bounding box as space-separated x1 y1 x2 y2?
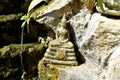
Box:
29 0 83 31
0 43 46 80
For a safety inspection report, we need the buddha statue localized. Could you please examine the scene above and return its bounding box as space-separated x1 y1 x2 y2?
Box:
43 14 78 66
38 14 78 80
55 14 69 42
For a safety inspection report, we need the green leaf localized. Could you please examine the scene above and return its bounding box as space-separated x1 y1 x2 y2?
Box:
97 0 106 14
26 18 30 24
21 21 26 28
28 0 50 12
20 15 28 20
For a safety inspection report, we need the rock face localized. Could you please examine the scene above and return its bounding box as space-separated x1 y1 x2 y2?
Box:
107 57 120 80
57 62 99 80
1 0 120 80
96 0 120 16
0 0 34 48
0 43 46 80
80 13 120 67
29 0 83 31
103 0 120 11
68 8 120 79
0 0 32 14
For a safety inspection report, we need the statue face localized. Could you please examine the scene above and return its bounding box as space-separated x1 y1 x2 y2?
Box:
59 20 66 28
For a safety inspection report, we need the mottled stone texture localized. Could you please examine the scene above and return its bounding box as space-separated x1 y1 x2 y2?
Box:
81 13 120 67
0 43 46 80
0 0 33 48
32 0 83 31
57 62 100 80
0 0 32 14
69 10 120 79
1 0 120 80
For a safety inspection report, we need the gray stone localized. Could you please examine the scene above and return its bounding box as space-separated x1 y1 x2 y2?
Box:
107 57 120 80
103 0 120 11
0 43 46 80
96 0 120 16
70 12 120 67
58 62 100 80
29 0 83 31
68 8 120 80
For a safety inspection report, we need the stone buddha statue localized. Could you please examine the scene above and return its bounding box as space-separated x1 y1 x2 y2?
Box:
38 14 78 80
55 14 69 42
43 14 78 66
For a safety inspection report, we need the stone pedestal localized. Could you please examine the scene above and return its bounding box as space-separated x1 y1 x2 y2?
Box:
38 61 77 80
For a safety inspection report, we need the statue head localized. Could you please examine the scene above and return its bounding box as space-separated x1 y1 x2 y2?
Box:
59 14 67 28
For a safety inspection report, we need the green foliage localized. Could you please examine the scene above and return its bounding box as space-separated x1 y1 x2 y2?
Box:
82 0 106 14
21 21 26 28
81 0 96 13
97 0 106 14
20 14 30 80
20 14 30 28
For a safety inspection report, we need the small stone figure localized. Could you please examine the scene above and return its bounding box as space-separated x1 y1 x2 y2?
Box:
43 14 78 66
55 14 69 42
38 14 78 80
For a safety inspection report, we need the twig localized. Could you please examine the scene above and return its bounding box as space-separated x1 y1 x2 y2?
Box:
20 27 26 80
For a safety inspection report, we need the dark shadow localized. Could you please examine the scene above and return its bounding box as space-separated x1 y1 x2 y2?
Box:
67 23 86 65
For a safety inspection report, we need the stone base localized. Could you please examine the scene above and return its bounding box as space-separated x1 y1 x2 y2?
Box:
38 60 77 80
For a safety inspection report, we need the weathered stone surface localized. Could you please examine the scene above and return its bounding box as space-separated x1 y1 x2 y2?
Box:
30 0 83 31
0 43 46 80
69 7 91 48
81 13 120 67
0 0 32 14
57 62 100 80
103 0 120 11
96 0 120 16
68 7 120 79
1 0 120 79
70 11 120 67
107 57 120 80
0 13 23 22
104 45 120 80
0 0 34 47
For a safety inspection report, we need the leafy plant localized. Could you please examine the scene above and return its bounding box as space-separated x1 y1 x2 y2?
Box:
20 14 30 80
20 0 50 79
21 14 30 33
97 0 106 14
82 0 106 14
81 0 97 13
